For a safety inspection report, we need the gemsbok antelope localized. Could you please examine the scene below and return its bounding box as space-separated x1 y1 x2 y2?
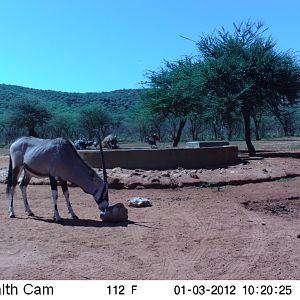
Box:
6 136 109 222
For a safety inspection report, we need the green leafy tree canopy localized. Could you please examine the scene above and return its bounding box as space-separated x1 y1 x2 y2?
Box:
197 20 300 155
143 57 201 146
8 98 52 137
78 104 119 140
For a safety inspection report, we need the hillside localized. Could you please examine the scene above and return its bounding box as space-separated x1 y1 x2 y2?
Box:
0 84 143 115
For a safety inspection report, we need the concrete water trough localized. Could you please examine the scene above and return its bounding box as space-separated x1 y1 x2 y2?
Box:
79 146 239 170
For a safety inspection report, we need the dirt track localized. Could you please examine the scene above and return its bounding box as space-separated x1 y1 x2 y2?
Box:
0 155 299 280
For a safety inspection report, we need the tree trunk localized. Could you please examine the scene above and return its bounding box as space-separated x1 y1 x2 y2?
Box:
253 118 261 140
243 111 256 156
28 126 39 138
227 123 232 141
283 125 288 136
212 122 218 140
189 118 199 141
173 119 186 147
252 115 261 140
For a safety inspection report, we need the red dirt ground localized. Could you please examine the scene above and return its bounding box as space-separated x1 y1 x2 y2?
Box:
0 155 299 280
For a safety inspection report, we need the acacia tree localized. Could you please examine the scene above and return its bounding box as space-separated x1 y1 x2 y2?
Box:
188 112 204 140
131 103 166 142
44 112 77 139
271 105 296 136
198 21 300 155
78 104 119 141
8 98 51 137
143 57 199 147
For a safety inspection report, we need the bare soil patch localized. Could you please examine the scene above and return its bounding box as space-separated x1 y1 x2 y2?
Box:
0 155 299 280
242 195 300 218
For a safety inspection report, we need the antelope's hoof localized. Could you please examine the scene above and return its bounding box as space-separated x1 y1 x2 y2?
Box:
28 212 35 217
9 213 15 218
72 215 79 220
53 216 62 223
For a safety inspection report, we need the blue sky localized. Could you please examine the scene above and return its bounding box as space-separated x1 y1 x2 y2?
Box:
0 0 299 92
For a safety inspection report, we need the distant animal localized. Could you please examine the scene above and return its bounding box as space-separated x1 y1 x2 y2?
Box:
74 138 87 150
6 137 109 222
102 134 119 149
146 133 160 148
74 137 95 150
93 140 98 148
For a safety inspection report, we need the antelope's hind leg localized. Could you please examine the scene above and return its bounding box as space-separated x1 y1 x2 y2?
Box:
49 176 62 222
8 167 21 218
60 180 78 219
19 172 34 216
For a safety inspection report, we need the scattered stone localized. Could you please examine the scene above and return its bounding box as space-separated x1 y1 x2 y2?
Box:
127 182 140 189
136 185 145 190
161 172 170 177
172 173 182 178
100 203 128 222
151 178 160 183
170 179 178 188
131 172 141 176
108 177 124 189
111 167 122 173
189 172 199 179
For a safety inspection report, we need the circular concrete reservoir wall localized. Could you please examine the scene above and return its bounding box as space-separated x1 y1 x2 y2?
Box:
79 146 239 170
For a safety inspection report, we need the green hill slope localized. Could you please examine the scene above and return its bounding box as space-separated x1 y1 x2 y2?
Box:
0 84 143 115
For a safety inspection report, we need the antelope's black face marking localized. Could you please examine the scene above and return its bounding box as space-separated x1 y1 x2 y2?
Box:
93 183 109 210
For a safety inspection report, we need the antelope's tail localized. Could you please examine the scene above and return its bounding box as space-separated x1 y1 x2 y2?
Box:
6 155 13 194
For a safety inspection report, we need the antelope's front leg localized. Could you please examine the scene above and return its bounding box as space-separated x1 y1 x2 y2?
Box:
49 176 61 222
60 180 78 219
